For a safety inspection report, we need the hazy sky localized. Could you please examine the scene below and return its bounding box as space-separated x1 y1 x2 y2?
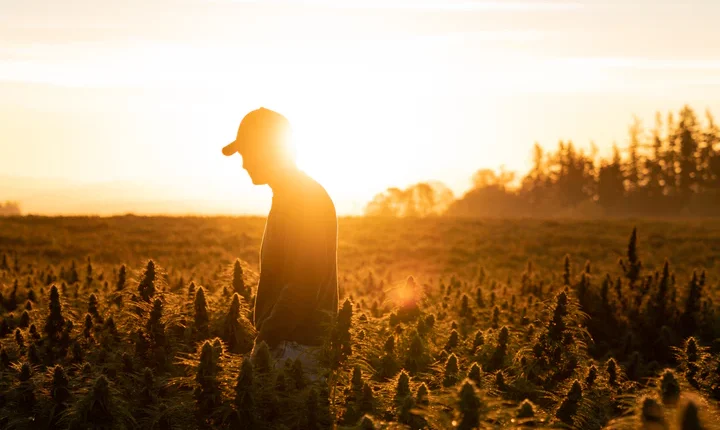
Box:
2 0 720 215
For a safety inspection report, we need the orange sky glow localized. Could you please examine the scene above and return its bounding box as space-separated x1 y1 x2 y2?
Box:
1 0 720 215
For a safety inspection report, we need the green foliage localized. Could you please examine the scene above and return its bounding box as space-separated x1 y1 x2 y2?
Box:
43 285 65 343
137 260 156 302
195 340 222 418
457 379 481 430
517 399 536 419
116 264 126 291
443 353 460 387
660 369 681 404
194 287 209 339
330 297 353 368
555 379 582 425
232 259 249 301
619 227 643 285
221 293 254 354
639 395 665 426
1 218 720 429
251 340 272 374
395 370 411 402
681 400 702 430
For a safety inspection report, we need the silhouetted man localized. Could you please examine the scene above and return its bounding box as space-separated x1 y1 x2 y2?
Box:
222 107 338 382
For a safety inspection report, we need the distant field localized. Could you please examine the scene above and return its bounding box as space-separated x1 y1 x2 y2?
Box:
1 215 718 281
0 216 719 428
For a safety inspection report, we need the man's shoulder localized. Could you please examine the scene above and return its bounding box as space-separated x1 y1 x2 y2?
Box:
297 172 336 218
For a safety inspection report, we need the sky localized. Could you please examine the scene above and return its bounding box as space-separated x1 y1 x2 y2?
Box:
1 0 720 215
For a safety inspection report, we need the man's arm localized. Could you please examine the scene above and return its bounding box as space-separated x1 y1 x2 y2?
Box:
254 207 330 348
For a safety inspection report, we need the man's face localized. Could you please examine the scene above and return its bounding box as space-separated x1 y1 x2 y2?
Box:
239 140 271 185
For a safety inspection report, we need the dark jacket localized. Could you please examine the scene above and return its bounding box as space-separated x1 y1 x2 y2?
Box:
253 172 338 349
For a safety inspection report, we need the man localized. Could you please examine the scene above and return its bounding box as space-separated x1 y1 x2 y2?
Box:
222 107 338 382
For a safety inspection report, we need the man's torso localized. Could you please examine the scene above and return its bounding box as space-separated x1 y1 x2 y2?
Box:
253 172 338 347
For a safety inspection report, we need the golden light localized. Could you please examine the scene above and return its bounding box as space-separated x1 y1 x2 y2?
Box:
387 276 423 310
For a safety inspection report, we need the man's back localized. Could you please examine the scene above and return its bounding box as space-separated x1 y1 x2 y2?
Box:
253 171 338 348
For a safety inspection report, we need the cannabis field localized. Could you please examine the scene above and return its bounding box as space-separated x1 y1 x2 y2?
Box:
0 215 719 429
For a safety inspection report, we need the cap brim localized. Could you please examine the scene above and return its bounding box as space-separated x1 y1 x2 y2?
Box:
222 140 239 156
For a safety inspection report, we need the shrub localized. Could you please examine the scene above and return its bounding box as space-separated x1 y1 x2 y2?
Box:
43 285 65 343
138 260 157 302
457 380 481 430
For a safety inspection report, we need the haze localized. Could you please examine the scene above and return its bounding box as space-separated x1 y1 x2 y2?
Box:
1 0 719 215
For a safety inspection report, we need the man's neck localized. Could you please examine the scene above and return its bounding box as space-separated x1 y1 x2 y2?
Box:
268 165 303 196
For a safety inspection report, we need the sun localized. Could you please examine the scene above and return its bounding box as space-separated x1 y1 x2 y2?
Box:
285 106 401 212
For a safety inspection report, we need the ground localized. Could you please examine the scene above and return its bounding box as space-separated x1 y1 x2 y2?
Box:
0 216 718 429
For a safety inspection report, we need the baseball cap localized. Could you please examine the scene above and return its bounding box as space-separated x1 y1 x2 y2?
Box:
222 107 291 156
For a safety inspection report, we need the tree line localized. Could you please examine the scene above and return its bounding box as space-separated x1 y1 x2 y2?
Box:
366 105 720 217
0 202 21 217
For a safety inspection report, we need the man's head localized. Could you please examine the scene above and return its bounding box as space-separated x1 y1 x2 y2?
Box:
222 107 295 185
